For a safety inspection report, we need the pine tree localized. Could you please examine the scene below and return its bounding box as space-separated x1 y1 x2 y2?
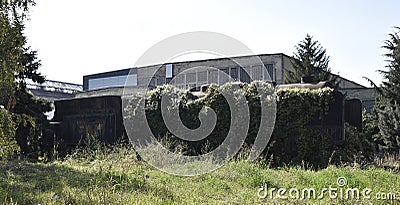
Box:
375 27 400 154
0 0 35 105
285 34 336 84
0 0 53 160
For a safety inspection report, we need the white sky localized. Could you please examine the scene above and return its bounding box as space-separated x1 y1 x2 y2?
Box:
24 0 400 86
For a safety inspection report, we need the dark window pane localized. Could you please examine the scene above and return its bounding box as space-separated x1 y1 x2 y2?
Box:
156 77 165 85
240 67 251 83
230 67 238 81
265 64 274 80
219 68 229 84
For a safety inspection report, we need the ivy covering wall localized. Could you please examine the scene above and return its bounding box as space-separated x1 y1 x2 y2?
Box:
125 82 368 167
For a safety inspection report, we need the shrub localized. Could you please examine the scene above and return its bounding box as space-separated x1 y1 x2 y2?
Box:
13 113 54 161
267 88 333 168
125 82 363 167
0 109 19 159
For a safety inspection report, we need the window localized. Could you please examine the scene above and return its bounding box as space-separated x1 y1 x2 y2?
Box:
219 68 229 84
240 67 251 83
166 64 173 78
149 77 156 87
175 74 185 84
251 65 263 80
230 67 238 81
186 73 196 83
208 70 218 84
156 77 165 85
265 64 274 81
197 71 207 83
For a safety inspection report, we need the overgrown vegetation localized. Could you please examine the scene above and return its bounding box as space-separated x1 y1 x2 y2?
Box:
0 145 398 204
124 82 376 168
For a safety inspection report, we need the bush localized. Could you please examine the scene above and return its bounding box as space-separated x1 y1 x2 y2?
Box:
330 124 375 165
13 113 54 161
329 111 379 165
125 82 365 168
267 88 333 168
0 109 19 159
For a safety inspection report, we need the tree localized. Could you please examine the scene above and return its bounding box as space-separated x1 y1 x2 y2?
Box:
374 27 400 154
0 0 53 160
0 0 35 105
285 34 336 84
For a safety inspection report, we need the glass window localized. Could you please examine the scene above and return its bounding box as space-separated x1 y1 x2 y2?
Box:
208 70 218 84
240 67 251 83
150 78 156 87
265 64 274 81
166 64 173 78
175 74 185 84
251 65 263 80
230 67 238 81
197 71 207 83
186 73 196 83
156 77 165 85
219 68 229 84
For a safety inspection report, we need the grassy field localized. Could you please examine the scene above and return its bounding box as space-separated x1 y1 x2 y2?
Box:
0 146 399 205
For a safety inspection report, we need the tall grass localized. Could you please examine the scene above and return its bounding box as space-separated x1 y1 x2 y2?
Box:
0 143 399 204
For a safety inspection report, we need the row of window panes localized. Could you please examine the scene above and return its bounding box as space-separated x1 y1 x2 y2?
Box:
138 76 165 86
138 64 274 87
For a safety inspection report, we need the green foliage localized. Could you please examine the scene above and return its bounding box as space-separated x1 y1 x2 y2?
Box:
0 11 25 87
0 145 399 204
330 123 376 165
0 109 19 159
125 82 342 167
285 34 336 84
13 112 52 161
0 0 52 161
0 0 35 21
374 27 400 154
268 87 334 167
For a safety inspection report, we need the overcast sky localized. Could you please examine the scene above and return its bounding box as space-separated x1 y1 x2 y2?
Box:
24 0 400 86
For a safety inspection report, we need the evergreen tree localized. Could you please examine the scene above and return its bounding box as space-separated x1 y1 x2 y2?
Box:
375 27 400 154
285 34 336 84
0 0 35 105
0 0 53 160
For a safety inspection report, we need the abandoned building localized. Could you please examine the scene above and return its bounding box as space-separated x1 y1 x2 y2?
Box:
82 53 375 112
43 53 374 146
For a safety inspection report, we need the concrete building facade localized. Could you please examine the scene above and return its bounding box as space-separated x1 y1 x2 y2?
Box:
82 53 375 112
83 53 292 91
